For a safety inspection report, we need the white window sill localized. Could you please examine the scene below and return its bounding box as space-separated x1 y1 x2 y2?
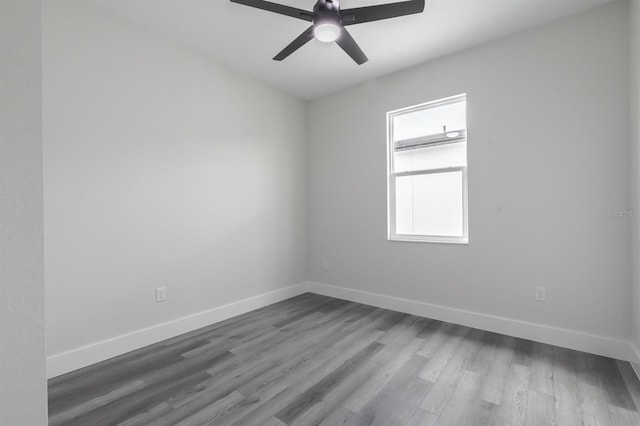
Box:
388 234 469 245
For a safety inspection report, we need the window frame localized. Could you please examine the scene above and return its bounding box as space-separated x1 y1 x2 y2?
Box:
386 94 469 244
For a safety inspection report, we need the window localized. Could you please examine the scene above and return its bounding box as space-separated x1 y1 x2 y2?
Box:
387 94 468 244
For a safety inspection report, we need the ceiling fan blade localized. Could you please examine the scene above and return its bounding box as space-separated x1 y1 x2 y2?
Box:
230 0 313 22
273 26 315 61
341 0 425 26
336 28 368 65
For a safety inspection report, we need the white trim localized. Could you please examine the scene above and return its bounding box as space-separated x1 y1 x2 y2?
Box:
393 166 466 178
387 93 467 115
49 280 639 379
305 281 640 363
387 95 469 245
389 233 469 245
47 283 310 378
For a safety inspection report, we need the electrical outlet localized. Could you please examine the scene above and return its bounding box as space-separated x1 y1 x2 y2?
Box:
534 286 546 302
321 260 329 271
156 287 167 303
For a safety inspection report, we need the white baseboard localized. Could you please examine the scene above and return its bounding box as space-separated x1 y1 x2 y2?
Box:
47 283 310 378
306 281 640 364
49 280 640 378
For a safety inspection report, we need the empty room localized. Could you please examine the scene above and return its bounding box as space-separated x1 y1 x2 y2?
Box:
3 0 640 424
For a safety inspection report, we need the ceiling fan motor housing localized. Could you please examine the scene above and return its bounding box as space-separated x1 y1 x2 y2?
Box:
314 0 341 25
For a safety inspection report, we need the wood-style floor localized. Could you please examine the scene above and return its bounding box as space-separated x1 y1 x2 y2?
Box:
48 293 640 426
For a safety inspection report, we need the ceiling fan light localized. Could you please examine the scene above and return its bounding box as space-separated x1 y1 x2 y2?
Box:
313 22 341 43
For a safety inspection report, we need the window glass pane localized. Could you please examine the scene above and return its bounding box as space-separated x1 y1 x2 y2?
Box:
393 142 466 173
395 171 464 237
392 100 466 142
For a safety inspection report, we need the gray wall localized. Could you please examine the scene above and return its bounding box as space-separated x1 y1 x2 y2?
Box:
308 1 631 340
631 0 640 354
0 0 47 424
44 1 307 371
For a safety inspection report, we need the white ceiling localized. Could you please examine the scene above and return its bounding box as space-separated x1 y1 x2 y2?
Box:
90 0 615 99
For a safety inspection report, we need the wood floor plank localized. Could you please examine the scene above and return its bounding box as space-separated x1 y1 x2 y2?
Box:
551 347 583 426
287 401 328 426
272 298 340 328
126 338 214 367
328 309 388 353
435 369 482 425
317 406 356 426
141 349 233 386
581 354 637 410
419 324 469 382
262 417 288 426
315 298 351 314
238 312 390 400
524 390 556 426
204 305 376 389
511 338 534 368
416 322 454 358
268 303 380 361
321 360 381 405
609 405 640 426
203 394 268 426
415 319 444 340
373 309 409 332
437 370 497 426
48 295 640 426
407 408 439 426
580 382 615 426
165 355 282 414
478 335 517 405
375 315 430 346
117 402 173 426
48 335 207 391
370 327 425 365
420 328 484 416
528 341 555 397
182 326 280 358
285 361 381 425
230 312 326 356
275 341 383 424
58 370 211 426
235 339 337 399
289 329 385 394
492 363 531 426
175 390 245 426
350 355 432 426
48 379 147 425
48 337 210 414
617 360 640 410
232 320 370 407
343 337 424 413
466 331 498 374
229 388 301 426
207 313 385 406
206 323 335 382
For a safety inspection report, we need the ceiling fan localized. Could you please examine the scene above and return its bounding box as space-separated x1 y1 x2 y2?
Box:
230 0 425 65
